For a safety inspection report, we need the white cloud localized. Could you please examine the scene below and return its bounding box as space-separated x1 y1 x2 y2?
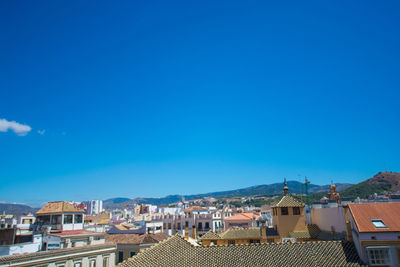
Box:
37 129 46 135
0 118 32 136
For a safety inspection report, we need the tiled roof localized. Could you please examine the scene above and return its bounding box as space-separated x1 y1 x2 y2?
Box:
0 243 115 264
200 231 221 239
184 206 207 212
105 233 169 245
218 227 279 239
289 225 321 239
85 212 110 225
119 234 366 266
224 213 259 221
201 227 279 240
348 202 400 232
50 230 104 237
36 201 84 215
272 196 304 208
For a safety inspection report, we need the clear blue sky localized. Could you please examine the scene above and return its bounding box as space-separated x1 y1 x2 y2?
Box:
1 1 399 207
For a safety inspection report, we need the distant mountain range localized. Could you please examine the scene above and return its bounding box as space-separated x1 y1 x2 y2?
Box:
0 203 38 216
103 180 353 209
307 172 400 202
2 172 398 214
104 172 400 208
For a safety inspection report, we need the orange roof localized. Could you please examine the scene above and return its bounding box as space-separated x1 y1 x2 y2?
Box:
224 213 259 221
348 203 400 232
36 201 84 215
184 206 207 212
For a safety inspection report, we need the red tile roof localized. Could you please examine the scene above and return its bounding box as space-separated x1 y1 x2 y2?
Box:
348 202 400 232
224 213 259 221
50 230 104 237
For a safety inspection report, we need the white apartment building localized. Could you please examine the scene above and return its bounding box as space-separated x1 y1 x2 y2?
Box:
86 200 103 215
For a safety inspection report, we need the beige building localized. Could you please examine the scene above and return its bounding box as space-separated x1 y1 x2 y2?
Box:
200 220 279 246
271 180 320 241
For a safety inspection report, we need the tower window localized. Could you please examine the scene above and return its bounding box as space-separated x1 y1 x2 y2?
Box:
281 208 288 215
293 207 300 215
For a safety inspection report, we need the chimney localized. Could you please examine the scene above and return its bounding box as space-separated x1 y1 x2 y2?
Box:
184 222 189 240
192 225 197 239
261 221 267 240
343 205 353 242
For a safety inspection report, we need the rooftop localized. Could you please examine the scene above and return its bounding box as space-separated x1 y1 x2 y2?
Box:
0 243 115 264
49 230 104 237
119 234 365 266
105 233 169 245
36 201 84 215
184 206 207 212
289 225 321 239
348 202 400 232
272 195 304 208
218 227 279 239
224 213 259 221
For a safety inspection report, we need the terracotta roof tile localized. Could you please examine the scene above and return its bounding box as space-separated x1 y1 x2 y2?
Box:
200 231 221 240
105 233 169 245
36 201 84 215
224 213 259 221
348 202 400 232
272 196 304 208
118 234 366 266
50 230 104 237
289 225 321 239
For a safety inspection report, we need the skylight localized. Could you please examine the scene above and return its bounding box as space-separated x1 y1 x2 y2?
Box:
371 219 387 228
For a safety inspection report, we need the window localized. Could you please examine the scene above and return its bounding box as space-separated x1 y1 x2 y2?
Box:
74 214 83 223
130 251 136 257
205 222 210 230
371 236 376 240
168 223 171 229
371 220 387 229
51 215 62 224
74 262 81 267
118 251 124 263
293 207 300 215
177 223 181 229
103 257 109 267
368 247 391 266
198 222 203 230
281 207 288 215
90 259 96 267
63 215 73 224
228 240 235 245
250 240 260 244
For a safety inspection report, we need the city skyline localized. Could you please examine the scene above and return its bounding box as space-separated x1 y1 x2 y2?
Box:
1 1 400 206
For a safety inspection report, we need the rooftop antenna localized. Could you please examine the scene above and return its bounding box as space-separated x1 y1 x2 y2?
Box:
305 176 310 206
298 174 302 202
